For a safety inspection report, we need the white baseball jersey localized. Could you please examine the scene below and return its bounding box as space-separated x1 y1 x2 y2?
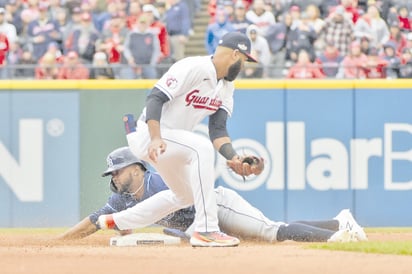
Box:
143 56 235 131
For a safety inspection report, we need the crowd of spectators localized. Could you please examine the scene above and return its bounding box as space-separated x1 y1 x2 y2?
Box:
207 0 412 79
0 0 199 79
0 0 412 79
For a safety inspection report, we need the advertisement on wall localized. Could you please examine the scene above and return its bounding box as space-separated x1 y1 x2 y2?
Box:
0 81 411 228
212 87 412 227
0 91 79 227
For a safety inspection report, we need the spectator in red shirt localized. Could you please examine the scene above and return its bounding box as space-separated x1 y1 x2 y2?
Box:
35 52 60 79
364 46 387 78
96 12 128 64
57 51 90 79
126 1 142 30
0 32 9 78
341 0 360 23
398 6 411 33
340 40 368 78
287 49 325 79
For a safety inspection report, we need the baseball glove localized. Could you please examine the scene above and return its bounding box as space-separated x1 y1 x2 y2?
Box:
227 156 264 180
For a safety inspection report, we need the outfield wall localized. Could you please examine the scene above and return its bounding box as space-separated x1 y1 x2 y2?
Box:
0 80 411 227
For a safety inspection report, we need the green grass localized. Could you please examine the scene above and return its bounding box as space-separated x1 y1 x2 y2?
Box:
309 241 412 256
307 227 412 256
365 227 412 233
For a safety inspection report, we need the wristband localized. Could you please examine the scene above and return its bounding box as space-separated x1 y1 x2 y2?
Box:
219 143 237 160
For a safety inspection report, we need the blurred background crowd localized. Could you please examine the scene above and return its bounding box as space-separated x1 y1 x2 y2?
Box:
0 0 412 79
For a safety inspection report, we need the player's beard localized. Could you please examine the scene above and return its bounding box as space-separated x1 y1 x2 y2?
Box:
224 59 242 81
110 179 120 193
111 175 134 195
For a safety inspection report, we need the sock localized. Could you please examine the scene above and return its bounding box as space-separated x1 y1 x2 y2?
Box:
294 220 339 231
276 223 335 242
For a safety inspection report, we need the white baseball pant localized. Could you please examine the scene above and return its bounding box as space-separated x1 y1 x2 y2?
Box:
113 119 219 232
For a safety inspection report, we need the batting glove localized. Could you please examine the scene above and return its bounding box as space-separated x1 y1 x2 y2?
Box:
97 214 116 230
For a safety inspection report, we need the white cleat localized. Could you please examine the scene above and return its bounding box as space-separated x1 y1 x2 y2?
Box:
328 229 358 243
190 231 240 247
334 209 368 241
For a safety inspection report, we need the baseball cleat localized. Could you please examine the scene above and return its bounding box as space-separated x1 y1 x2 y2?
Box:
190 231 240 247
327 229 358 243
334 209 368 241
123 114 136 134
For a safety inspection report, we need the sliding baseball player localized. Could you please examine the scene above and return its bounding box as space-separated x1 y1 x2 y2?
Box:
59 147 367 243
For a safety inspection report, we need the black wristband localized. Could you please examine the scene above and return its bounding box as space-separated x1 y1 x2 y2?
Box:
219 143 237 160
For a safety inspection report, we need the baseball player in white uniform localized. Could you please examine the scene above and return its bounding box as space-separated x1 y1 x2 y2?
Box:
98 32 264 247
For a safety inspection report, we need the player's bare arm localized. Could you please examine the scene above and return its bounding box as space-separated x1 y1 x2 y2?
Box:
145 87 170 162
58 217 98 240
59 216 132 240
147 120 166 163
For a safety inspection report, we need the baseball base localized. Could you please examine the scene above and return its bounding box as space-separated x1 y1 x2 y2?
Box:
110 233 181 246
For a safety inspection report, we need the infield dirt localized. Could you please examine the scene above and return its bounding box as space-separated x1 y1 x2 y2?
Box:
1 230 412 274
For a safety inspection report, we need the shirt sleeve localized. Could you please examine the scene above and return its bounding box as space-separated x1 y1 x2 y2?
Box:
218 81 234 117
88 194 130 227
154 59 204 100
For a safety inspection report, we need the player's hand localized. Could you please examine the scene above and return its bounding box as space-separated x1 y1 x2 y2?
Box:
248 156 265 175
148 138 167 163
227 156 250 176
227 155 265 179
97 214 116 230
